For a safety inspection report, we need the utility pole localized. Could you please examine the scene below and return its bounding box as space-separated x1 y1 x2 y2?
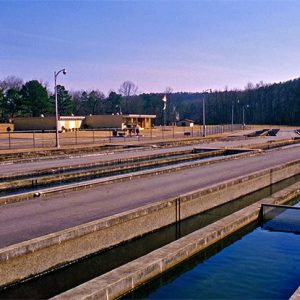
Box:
202 89 212 137
54 68 67 147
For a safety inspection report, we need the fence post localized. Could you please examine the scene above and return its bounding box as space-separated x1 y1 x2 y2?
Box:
75 130 78 145
8 131 11 149
33 131 36 148
93 130 95 144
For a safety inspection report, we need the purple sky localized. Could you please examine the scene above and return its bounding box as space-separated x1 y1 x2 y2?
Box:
1 0 300 94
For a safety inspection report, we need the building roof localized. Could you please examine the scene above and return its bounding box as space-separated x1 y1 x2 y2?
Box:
123 114 156 119
59 116 85 120
14 116 85 121
177 119 194 123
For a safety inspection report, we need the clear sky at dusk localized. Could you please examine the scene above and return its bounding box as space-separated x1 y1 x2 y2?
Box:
1 0 300 94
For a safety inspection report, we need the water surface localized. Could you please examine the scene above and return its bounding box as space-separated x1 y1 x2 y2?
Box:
126 207 300 299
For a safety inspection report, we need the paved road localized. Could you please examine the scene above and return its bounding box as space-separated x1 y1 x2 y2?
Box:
0 131 296 176
1 145 300 248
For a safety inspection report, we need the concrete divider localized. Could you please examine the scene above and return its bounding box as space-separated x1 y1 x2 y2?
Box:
0 148 195 180
1 159 300 287
0 149 225 191
0 150 257 206
249 138 300 150
51 181 300 300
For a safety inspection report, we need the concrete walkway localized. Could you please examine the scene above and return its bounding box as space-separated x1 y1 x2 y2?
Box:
1 145 300 248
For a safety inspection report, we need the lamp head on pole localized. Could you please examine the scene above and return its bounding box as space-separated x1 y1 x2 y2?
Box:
55 68 67 79
54 68 67 148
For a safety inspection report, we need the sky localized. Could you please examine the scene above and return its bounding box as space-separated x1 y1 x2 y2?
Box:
1 0 300 94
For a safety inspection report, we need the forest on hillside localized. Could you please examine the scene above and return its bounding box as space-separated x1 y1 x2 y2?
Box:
1 76 300 126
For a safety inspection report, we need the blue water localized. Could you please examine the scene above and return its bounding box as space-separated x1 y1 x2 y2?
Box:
127 224 300 299
263 205 300 234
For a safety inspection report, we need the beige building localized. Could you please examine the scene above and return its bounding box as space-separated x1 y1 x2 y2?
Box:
13 114 156 131
0 123 14 132
83 114 156 130
14 116 85 131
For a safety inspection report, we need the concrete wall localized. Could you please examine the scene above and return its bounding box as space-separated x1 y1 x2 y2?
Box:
1 159 300 287
14 117 56 131
179 160 300 221
52 182 300 300
83 115 123 129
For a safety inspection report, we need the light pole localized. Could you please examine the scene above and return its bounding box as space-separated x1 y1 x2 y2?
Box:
242 104 250 129
54 68 67 147
202 89 212 137
231 98 239 131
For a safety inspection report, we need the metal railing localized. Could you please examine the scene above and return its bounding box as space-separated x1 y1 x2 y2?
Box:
261 203 300 233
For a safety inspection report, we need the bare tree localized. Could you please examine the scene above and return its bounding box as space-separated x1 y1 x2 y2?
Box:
164 87 173 124
0 76 23 91
118 81 138 113
245 82 254 90
164 86 173 95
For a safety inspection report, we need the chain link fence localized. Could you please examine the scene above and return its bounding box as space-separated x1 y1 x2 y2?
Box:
0 124 247 150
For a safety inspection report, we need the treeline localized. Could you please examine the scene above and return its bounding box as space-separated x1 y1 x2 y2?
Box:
0 77 73 120
1 76 300 126
167 79 300 126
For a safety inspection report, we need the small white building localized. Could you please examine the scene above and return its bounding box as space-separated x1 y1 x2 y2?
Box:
176 119 194 127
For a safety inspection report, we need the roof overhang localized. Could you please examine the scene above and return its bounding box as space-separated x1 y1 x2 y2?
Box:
123 114 156 119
